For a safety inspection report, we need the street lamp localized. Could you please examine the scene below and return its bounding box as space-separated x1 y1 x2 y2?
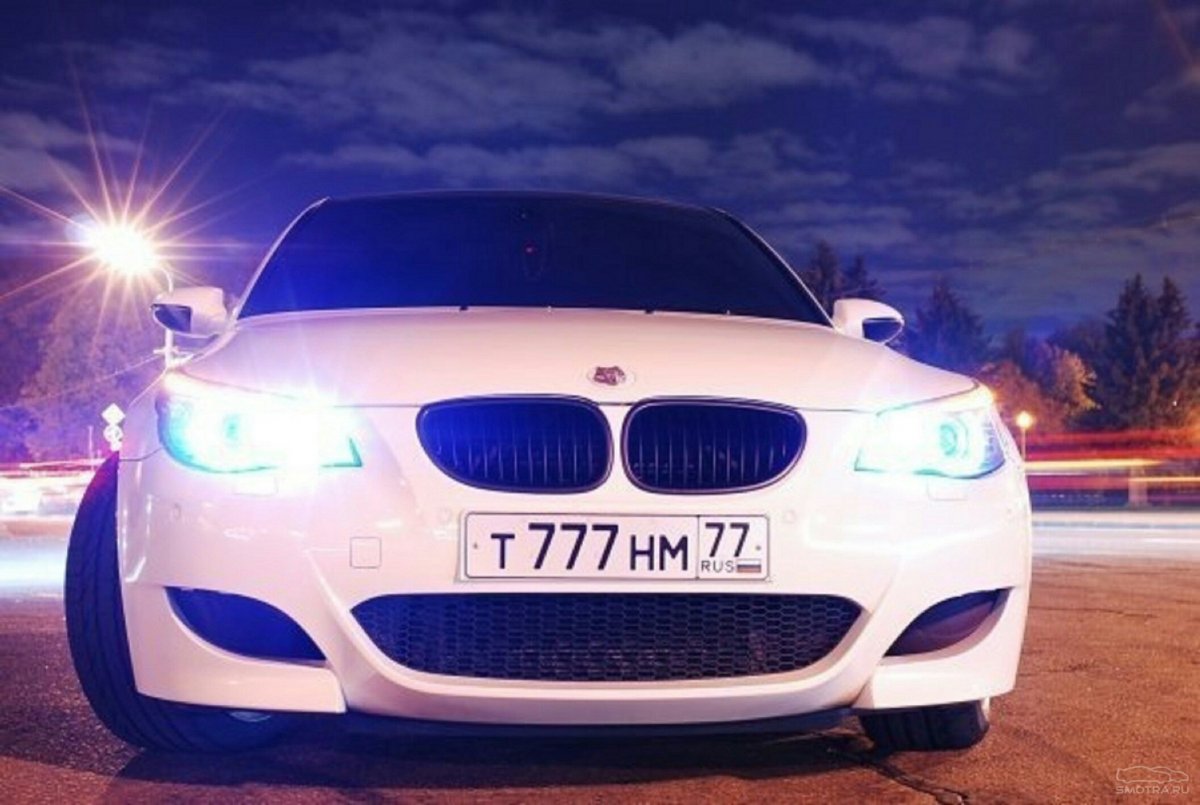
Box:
78 220 177 367
1015 410 1034 460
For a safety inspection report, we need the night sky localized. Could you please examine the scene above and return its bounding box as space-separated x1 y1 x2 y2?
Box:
2 0 1199 334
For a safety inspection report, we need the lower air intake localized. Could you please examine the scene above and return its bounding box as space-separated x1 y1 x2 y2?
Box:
352 593 859 682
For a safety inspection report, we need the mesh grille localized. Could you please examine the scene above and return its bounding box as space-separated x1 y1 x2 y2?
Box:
417 398 609 492
624 401 805 492
352 594 859 682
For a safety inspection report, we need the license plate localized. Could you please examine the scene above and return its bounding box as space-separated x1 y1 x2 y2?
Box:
464 514 769 580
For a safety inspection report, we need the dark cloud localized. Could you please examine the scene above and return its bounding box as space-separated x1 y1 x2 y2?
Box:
756 201 918 252
1124 65 1200 122
193 11 844 138
64 40 211 91
0 112 136 191
288 130 845 199
782 13 1042 100
1026 141 1200 195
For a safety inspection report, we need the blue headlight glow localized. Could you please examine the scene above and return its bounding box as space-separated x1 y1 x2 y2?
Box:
856 386 1005 479
156 373 360 473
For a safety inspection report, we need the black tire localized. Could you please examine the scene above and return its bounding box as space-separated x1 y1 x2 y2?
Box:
65 455 291 752
859 700 990 752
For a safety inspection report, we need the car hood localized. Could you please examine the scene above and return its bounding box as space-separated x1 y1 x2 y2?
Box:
182 308 974 412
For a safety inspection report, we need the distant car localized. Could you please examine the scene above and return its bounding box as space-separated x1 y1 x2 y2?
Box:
65 192 1031 752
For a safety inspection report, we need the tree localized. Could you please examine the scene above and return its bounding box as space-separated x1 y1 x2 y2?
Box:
0 407 34 462
842 255 884 301
799 240 842 313
905 276 990 375
799 243 887 315
1049 317 1105 368
996 329 1096 430
979 359 1063 430
1035 348 1097 427
1154 276 1199 421
18 292 159 460
1090 274 1198 430
0 297 50 461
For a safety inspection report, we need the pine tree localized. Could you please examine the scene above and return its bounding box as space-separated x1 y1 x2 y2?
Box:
1155 277 1198 421
1049 318 1106 369
1091 274 1197 429
842 255 884 301
905 276 990 375
799 240 842 313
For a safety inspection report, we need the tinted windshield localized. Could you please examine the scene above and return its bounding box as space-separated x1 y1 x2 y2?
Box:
240 194 827 324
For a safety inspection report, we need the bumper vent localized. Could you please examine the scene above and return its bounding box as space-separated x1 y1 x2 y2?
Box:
624 400 805 492
169 588 324 662
417 397 610 493
352 593 859 682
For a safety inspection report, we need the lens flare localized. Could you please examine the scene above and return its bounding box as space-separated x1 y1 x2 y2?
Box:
80 221 160 278
0 88 248 328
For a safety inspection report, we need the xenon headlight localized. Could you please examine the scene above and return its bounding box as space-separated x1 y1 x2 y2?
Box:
856 386 1005 478
156 373 360 473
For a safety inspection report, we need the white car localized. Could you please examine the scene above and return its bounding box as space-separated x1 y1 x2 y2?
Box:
65 192 1031 753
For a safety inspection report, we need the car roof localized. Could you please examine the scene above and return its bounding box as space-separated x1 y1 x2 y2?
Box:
318 189 722 217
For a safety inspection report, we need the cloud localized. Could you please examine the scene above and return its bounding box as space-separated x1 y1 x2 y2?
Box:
1026 140 1200 194
928 186 1026 221
755 200 918 252
62 40 211 91
194 11 839 138
292 142 636 187
611 23 844 110
1034 195 1121 225
1124 65 1200 122
782 14 1040 101
288 129 846 199
0 146 77 192
0 112 94 151
206 15 608 136
0 112 135 191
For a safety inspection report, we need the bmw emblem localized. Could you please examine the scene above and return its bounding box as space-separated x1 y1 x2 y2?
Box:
590 366 628 386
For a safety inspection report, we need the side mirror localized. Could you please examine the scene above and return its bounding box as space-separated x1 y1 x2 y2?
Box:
831 298 904 344
151 286 228 337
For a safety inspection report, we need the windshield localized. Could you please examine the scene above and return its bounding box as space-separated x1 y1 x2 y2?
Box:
239 194 827 324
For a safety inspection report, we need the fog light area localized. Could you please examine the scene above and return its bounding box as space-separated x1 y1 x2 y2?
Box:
887 590 1004 656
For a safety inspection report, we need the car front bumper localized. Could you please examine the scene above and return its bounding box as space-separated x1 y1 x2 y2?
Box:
116 406 1031 725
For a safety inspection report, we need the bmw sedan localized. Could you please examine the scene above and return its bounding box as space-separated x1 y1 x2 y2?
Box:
65 191 1031 753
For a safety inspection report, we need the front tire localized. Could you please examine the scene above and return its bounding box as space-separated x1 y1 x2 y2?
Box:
64 455 289 752
859 700 990 752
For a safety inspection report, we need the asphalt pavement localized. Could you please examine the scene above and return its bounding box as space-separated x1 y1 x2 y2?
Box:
0 514 1196 803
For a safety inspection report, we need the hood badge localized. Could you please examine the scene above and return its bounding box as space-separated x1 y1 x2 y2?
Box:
590 366 628 386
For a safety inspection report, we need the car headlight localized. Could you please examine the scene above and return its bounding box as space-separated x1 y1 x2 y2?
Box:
856 386 1005 478
156 373 360 473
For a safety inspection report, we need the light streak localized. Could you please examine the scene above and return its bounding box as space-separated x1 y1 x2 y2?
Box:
1027 458 1164 474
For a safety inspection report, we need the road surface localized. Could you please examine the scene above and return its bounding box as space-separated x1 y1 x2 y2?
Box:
0 513 1196 803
